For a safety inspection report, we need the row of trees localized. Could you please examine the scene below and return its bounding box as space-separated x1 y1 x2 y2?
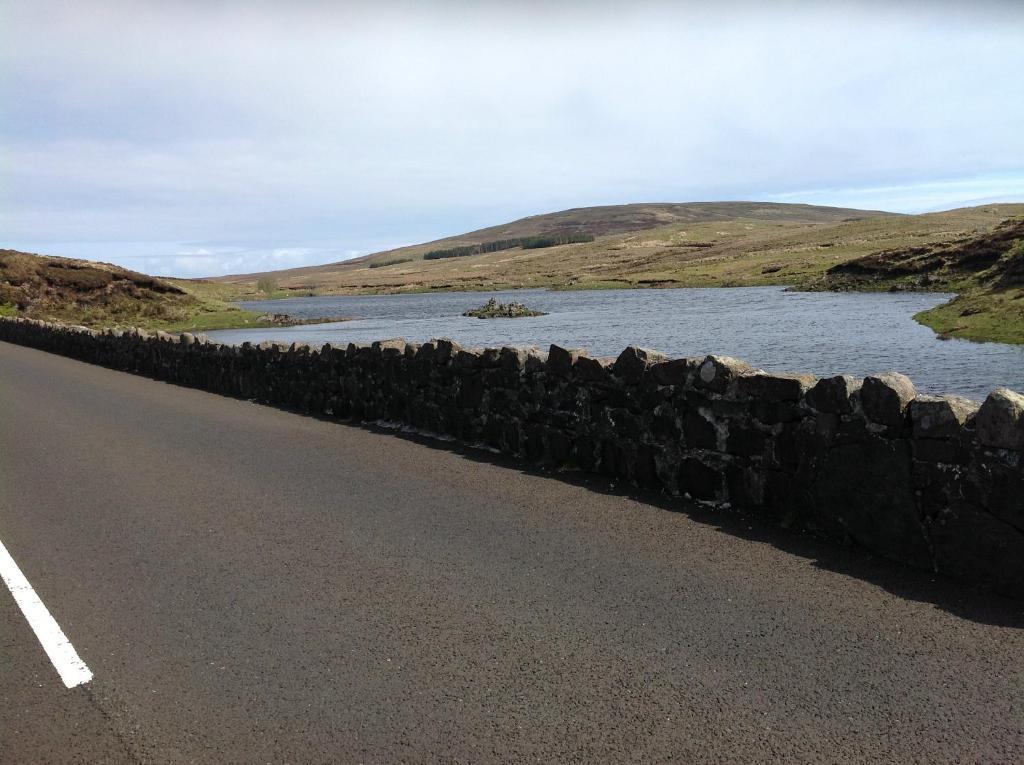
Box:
521 232 595 249
368 257 413 269
423 232 594 261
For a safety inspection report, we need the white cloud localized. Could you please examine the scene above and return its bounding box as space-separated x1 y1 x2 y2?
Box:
765 174 1024 215
1 0 1023 276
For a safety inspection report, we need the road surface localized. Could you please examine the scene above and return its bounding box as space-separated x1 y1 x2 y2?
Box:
1 340 1022 763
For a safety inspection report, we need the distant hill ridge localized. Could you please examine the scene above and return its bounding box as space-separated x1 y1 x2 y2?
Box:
212 201 896 282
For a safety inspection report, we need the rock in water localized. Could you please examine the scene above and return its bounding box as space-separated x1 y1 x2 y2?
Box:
462 298 547 319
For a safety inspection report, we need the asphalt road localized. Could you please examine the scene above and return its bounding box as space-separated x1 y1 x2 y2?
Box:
1 340 1022 763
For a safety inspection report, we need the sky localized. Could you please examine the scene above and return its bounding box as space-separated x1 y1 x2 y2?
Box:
2 0 1023 278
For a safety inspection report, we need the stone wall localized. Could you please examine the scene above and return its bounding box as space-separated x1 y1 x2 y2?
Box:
3 316 1023 596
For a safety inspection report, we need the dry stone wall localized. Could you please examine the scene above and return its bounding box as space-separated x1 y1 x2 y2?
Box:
3 316 1023 596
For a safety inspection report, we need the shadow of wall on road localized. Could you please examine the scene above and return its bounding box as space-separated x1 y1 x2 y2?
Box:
354 420 1024 630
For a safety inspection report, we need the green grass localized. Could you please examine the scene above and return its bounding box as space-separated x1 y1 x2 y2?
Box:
553 279 635 291
915 287 1024 344
188 280 311 302
802 217 1024 344
155 308 267 332
0 303 16 317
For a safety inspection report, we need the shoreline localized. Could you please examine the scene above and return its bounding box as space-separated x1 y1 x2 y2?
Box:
222 281 1003 345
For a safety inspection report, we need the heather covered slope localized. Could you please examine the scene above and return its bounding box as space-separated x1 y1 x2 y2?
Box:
0 249 263 330
815 216 1024 292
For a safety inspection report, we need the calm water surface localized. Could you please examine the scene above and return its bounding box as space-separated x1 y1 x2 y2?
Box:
207 287 1024 400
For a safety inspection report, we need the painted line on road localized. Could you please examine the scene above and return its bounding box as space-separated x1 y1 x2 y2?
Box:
0 537 93 689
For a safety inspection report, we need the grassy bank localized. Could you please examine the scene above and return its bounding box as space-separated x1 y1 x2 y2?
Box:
0 250 336 333
159 280 283 331
914 288 1024 344
808 217 1024 344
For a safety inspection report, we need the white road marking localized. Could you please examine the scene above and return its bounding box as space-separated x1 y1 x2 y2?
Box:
0 537 93 689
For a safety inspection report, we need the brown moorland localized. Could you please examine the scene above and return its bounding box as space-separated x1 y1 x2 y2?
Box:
208 202 1020 299
0 249 272 330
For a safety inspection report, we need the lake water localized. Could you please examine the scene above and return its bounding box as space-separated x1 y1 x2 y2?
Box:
207 287 1024 400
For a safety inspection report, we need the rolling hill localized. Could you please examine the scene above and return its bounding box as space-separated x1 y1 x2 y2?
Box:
210 201 899 294
208 202 1024 301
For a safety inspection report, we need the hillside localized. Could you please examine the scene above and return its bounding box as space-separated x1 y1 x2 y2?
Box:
813 217 1024 343
208 202 1024 301
210 201 897 294
814 216 1024 291
6 202 1023 342
0 249 271 331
